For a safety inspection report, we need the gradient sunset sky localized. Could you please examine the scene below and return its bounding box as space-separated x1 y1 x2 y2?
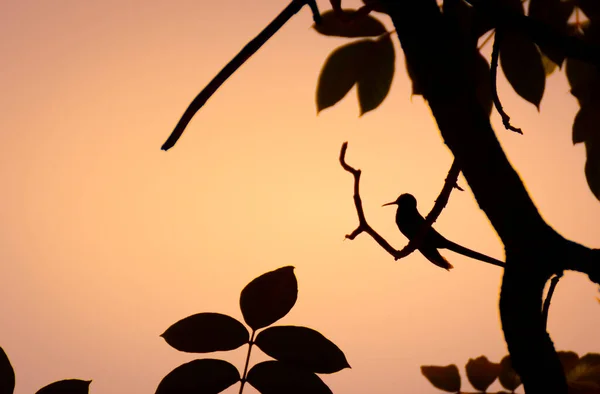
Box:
1 0 599 393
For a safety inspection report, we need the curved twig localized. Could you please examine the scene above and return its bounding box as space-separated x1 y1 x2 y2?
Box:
491 29 523 134
161 0 321 151
542 273 562 330
340 142 500 266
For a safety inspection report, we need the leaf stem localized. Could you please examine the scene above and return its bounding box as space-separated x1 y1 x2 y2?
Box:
239 330 256 394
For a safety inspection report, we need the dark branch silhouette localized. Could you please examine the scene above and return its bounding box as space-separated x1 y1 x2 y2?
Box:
340 142 503 268
490 29 523 134
161 0 321 151
542 273 562 330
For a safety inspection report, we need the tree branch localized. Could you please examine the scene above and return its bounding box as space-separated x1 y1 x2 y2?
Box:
490 29 523 134
161 0 321 151
340 142 500 266
542 273 562 330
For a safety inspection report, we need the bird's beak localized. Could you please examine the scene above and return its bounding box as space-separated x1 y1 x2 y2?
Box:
382 201 397 207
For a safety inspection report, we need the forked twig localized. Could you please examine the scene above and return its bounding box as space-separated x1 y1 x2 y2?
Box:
339 142 464 261
491 29 523 134
161 0 321 151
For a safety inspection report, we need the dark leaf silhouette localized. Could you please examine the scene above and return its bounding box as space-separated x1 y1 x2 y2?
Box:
421 365 461 392
313 9 387 38
566 56 600 106
528 0 574 65
465 355 500 391
254 325 350 374
35 380 91 394
317 40 369 113
475 51 493 116
155 359 240 394
361 0 389 14
357 34 395 115
239 266 297 330
573 100 600 144
567 353 600 390
0 347 14 394
247 361 332 394
559 351 581 375
405 56 422 96
499 31 546 108
498 355 522 391
161 312 249 353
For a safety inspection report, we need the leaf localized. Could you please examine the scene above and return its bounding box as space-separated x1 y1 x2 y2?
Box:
573 102 600 144
498 355 522 391
316 40 370 113
247 361 332 394
475 51 493 116
0 348 14 394
357 34 395 115
559 351 581 375
255 326 350 374
465 356 500 391
542 54 558 75
35 380 91 394
528 0 574 65
161 313 249 353
239 266 298 330
313 9 387 38
499 30 546 108
361 0 390 15
567 354 600 390
155 359 240 394
421 365 461 392
566 57 600 105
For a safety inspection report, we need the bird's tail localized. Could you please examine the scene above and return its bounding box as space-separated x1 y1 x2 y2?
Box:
443 240 504 267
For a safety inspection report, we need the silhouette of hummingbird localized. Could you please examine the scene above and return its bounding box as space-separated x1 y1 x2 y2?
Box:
383 193 503 270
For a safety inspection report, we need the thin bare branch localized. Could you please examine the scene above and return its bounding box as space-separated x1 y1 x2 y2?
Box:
340 142 500 267
491 29 523 134
542 273 562 329
161 0 321 151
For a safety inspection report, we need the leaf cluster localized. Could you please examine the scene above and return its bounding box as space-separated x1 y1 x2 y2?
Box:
422 351 600 393
157 266 349 394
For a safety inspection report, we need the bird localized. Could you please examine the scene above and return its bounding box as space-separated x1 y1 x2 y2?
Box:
383 193 504 270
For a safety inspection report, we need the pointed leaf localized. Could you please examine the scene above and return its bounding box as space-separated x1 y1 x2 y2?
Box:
316 40 369 113
313 9 387 37
155 359 240 394
529 0 574 65
475 51 493 116
239 266 297 330
357 34 395 115
0 348 14 394
566 57 600 105
247 361 332 394
573 102 600 144
421 365 461 392
498 355 522 391
585 140 600 200
255 326 350 374
465 356 500 391
36 380 91 394
500 31 546 108
161 312 249 353
559 351 580 375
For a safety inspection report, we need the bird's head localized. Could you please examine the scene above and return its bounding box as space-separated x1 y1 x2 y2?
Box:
382 193 417 209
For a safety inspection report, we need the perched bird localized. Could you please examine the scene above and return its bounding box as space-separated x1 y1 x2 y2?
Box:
383 193 503 270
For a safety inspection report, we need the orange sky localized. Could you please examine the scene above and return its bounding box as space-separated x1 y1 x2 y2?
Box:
1 0 599 393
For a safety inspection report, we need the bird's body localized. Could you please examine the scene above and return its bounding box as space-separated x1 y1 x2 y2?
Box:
384 193 503 270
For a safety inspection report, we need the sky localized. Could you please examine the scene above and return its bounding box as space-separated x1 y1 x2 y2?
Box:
1 0 599 393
